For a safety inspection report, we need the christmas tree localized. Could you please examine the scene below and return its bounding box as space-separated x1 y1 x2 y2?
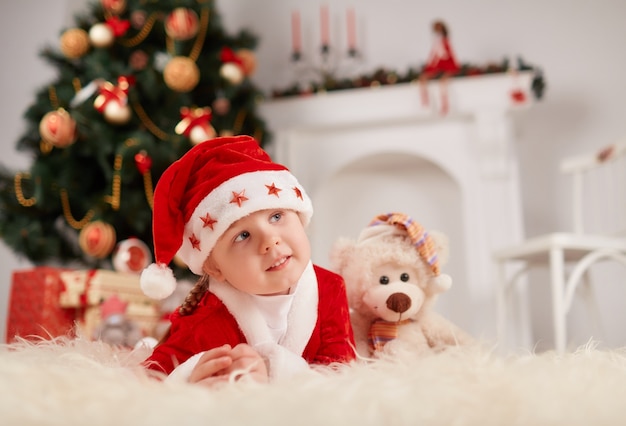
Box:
0 0 267 278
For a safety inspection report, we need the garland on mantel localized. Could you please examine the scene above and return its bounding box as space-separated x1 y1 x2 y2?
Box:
271 57 545 101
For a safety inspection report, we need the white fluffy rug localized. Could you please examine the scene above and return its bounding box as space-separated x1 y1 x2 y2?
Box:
2 337 626 425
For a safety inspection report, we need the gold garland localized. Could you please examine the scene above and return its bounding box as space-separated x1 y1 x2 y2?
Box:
104 153 123 211
60 188 95 230
131 100 170 141
14 173 37 207
143 170 154 210
232 109 247 134
48 85 59 109
118 12 161 48
188 7 209 62
104 139 156 211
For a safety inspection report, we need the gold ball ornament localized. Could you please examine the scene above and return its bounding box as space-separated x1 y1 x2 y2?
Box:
79 221 117 259
236 49 257 76
163 56 200 92
103 101 132 125
220 62 244 85
165 8 200 41
112 238 152 274
39 108 77 148
89 23 114 48
60 28 90 59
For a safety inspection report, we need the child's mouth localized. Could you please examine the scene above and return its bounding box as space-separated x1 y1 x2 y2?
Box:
267 256 290 271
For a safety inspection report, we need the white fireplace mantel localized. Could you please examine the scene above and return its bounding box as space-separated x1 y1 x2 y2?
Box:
259 71 534 344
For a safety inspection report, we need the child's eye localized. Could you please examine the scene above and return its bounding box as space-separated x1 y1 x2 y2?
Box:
270 212 282 222
234 231 250 243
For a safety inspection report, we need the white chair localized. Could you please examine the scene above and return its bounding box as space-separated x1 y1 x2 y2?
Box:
494 140 626 353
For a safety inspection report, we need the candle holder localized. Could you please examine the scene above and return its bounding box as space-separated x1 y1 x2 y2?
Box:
290 44 362 89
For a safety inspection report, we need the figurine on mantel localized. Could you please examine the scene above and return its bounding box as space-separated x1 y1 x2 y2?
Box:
419 20 460 115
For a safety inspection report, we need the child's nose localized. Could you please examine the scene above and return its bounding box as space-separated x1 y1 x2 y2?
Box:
261 235 280 253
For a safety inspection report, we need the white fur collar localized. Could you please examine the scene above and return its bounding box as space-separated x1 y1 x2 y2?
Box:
210 261 318 356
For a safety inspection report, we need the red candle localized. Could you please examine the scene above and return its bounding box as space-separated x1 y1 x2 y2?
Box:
291 10 301 53
347 7 356 51
320 5 329 46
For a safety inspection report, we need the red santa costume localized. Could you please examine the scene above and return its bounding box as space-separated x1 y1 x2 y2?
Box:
139 135 356 382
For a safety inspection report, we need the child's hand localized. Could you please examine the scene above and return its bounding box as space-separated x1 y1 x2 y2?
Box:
225 343 269 384
187 344 234 387
187 343 268 387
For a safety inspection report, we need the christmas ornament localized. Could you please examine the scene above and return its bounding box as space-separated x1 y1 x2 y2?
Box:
212 96 230 116
219 47 245 85
130 10 147 29
39 108 77 148
175 107 216 145
79 220 117 259
129 50 149 70
60 28 90 59
89 23 115 48
105 16 131 38
236 49 257 76
94 76 133 125
134 151 152 174
101 0 126 15
165 8 200 41
112 238 152 274
163 56 200 92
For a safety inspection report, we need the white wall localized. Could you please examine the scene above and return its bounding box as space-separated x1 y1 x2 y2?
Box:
1 0 625 349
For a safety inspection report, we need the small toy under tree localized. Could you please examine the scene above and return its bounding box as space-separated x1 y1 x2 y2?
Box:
0 0 268 278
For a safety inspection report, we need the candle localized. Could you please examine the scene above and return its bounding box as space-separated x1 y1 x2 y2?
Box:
320 5 329 47
291 10 301 54
347 7 356 53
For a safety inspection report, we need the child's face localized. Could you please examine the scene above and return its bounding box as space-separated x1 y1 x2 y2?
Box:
202 209 311 296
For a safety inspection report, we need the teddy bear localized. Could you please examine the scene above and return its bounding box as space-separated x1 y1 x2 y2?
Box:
330 212 474 358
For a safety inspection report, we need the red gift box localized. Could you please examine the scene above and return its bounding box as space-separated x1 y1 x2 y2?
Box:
6 267 80 343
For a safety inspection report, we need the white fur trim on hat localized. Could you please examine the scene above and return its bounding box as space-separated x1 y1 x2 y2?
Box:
178 169 313 275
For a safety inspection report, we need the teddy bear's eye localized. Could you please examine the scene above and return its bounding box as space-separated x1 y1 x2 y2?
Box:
379 276 390 285
400 273 410 282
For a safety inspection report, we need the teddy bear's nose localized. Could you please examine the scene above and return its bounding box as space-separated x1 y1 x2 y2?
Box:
386 293 412 313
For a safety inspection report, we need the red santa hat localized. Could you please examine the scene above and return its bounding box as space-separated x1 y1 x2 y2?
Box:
140 135 313 299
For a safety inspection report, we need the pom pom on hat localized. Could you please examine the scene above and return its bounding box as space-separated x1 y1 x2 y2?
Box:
365 212 452 292
140 135 313 299
140 263 177 300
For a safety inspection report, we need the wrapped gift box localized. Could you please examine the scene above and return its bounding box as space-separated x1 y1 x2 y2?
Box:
58 269 160 339
6 267 79 343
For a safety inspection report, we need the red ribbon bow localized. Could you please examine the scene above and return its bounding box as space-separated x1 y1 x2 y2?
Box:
94 76 134 112
220 47 243 66
175 106 213 136
105 16 131 37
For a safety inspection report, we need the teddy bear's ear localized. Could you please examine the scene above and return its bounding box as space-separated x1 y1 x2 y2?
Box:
328 237 357 274
429 230 450 266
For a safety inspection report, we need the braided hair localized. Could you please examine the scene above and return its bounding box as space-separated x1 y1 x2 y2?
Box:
178 274 210 316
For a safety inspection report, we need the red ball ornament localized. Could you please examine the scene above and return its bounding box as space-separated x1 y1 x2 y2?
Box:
112 238 152 274
39 108 77 148
165 8 200 41
79 221 117 259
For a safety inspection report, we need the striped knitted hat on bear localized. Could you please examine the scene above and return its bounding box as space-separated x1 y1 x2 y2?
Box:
359 212 452 293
